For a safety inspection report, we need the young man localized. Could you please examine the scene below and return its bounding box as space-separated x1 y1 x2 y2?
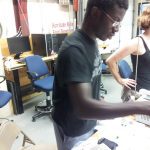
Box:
52 0 150 149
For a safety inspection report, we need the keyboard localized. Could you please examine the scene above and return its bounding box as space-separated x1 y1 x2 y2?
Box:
16 58 25 63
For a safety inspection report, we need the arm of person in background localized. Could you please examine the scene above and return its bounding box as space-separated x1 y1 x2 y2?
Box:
106 38 139 89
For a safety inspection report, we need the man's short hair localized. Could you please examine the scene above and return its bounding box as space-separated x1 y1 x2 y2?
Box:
138 6 150 30
86 0 129 16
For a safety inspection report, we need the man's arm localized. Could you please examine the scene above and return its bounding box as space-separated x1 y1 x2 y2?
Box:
68 82 150 120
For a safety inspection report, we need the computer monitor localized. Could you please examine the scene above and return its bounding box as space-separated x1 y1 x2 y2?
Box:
7 36 31 59
31 34 47 56
31 33 67 56
51 33 67 53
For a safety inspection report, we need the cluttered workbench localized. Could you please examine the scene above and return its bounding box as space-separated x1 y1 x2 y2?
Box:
73 117 150 150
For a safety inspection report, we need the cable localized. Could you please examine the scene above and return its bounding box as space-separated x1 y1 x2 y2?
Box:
17 0 29 34
134 0 143 92
16 26 22 37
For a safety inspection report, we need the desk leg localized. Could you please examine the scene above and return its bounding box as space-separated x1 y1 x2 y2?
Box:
12 70 24 114
50 60 55 75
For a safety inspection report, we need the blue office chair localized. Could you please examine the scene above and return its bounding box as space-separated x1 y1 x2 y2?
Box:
0 76 12 108
102 62 108 74
25 55 54 122
118 60 132 78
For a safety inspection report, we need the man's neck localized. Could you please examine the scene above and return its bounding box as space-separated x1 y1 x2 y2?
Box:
81 20 96 41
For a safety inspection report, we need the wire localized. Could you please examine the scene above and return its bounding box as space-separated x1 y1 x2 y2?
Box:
17 0 29 34
134 0 143 92
16 26 22 37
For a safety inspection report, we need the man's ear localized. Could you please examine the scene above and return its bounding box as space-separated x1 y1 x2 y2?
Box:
91 6 102 18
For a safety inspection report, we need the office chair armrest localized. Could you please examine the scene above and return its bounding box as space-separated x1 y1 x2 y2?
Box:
0 76 6 83
27 71 39 80
48 73 53 76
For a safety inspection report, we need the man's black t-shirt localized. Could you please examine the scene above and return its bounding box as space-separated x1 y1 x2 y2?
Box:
52 29 101 137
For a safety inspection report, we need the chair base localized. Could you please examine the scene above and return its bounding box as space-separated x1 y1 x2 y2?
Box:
100 88 107 94
32 106 53 122
100 83 107 94
32 99 53 122
35 105 52 111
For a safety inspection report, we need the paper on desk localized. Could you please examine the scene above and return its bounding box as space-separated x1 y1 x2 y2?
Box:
73 118 150 150
139 89 150 96
97 118 150 150
73 142 110 150
72 131 110 150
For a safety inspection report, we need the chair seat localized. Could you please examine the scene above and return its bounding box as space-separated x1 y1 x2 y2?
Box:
0 91 12 108
34 76 54 92
118 60 132 78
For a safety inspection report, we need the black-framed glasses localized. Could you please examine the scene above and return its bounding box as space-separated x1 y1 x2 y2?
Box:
102 10 121 28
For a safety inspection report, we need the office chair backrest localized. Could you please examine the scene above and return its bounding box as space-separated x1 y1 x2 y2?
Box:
118 60 132 78
0 119 37 150
0 91 12 108
0 119 56 149
0 120 21 150
0 76 12 108
25 55 49 79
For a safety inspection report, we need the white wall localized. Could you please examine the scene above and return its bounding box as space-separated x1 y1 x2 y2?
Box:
133 0 150 37
28 0 74 34
0 0 16 38
0 0 74 36
119 0 134 46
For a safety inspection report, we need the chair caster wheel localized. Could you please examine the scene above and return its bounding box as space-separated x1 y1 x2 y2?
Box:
32 118 36 122
50 107 54 112
35 106 38 111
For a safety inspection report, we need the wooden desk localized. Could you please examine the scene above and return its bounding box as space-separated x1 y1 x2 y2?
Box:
73 117 150 150
5 54 57 71
4 54 57 114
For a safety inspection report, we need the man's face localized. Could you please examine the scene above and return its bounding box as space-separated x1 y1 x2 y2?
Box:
94 5 126 41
